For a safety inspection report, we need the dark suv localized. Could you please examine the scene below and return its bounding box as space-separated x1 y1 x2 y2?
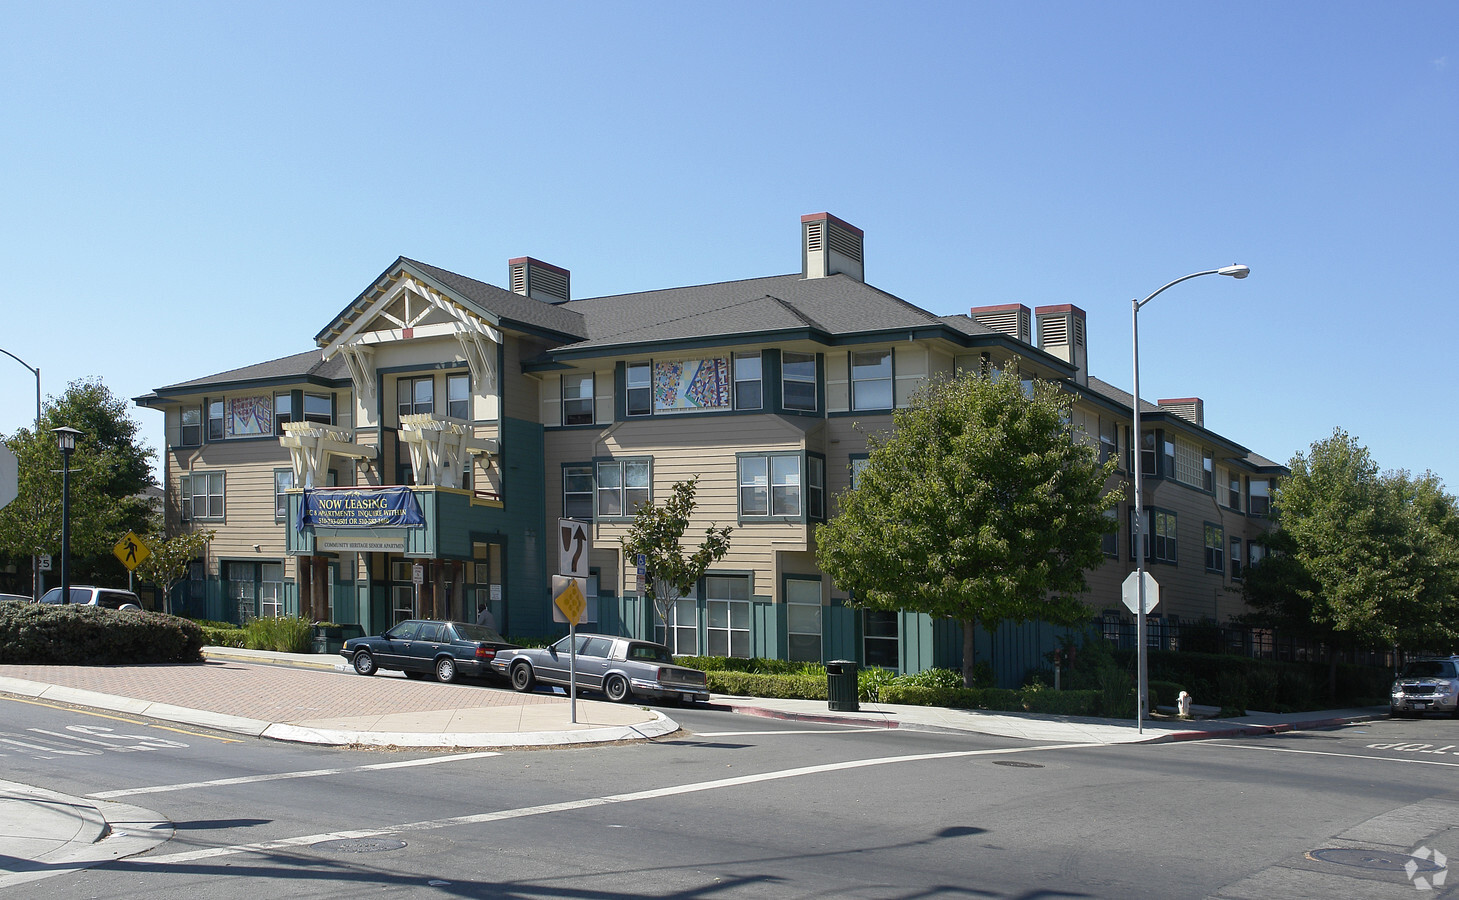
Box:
1390 657 1459 717
39 586 143 611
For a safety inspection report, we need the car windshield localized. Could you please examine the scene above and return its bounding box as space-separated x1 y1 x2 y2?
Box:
626 642 673 663
1401 660 1458 679
452 623 506 643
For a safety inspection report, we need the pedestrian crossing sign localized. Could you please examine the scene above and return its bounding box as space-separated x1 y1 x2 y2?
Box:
114 532 151 571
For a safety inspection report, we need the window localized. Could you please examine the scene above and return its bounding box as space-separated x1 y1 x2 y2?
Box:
739 454 804 518
180 406 201 446
626 364 651 416
563 464 594 519
562 373 594 425
274 469 294 521
782 351 816 412
1228 473 1242 511
850 456 870 490
596 458 650 518
446 375 469 420
260 563 284 619
207 400 224 441
1102 508 1119 557
1248 541 1266 569
275 392 293 434
1098 419 1119 467
1163 437 1176 479
864 610 899 668
1131 508 1177 564
1230 536 1243 580
851 349 893 410
734 352 762 410
706 575 751 658
1138 431 1156 475
656 594 698 655
1101 610 1121 643
398 377 434 418
304 392 332 425
1205 523 1225 573
1203 450 1215 492
1249 479 1271 517
807 456 824 520
786 578 822 663
185 471 225 520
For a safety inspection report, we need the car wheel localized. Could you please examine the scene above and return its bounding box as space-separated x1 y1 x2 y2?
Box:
352 650 376 676
604 674 632 703
435 657 458 684
510 662 536 692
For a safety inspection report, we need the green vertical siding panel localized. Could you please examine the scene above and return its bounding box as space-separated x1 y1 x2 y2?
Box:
753 598 779 660
500 417 549 638
825 600 859 662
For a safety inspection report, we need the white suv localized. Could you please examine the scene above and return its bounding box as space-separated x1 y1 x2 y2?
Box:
1390 657 1459 717
38 586 143 611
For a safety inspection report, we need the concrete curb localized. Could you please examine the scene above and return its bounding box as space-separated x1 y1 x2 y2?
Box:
1151 712 1386 743
259 710 681 748
712 700 901 730
0 782 173 890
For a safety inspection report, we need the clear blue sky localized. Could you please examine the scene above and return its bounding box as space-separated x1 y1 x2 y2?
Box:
2 2 1454 483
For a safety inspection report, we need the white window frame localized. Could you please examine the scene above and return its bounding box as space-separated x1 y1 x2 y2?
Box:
596 458 650 519
274 468 294 521
446 374 469 420
781 351 817 412
562 373 594 425
207 399 224 441
260 563 284 619
274 392 293 435
398 376 434 419
626 364 651 416
303 392 333 425
656 594 699 655
189 471 225 521
1204 523 1225 573
785 578 822 663
563 464 594 520
738 453 803 519
705 575 751 659
733 352 762 410
850 349 893 411
180 405 201 446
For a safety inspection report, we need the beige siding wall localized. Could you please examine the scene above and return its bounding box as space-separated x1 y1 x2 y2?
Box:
170 439 299 582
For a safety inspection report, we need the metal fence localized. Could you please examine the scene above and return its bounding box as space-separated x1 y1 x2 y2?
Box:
1098 618 1396 669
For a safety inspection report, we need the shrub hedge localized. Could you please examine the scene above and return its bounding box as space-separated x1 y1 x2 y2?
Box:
1114 648 1391 712
0 600 204 664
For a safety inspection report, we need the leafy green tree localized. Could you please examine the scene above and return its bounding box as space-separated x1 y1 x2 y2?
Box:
817 368 1120 687
620 476 732 644
1244 429 1459 693
0 378 158 589
136 529 215 615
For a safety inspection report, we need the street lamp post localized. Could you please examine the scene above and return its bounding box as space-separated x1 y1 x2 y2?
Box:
1131 264 1249 733
1 347 41 600
52 426 83 605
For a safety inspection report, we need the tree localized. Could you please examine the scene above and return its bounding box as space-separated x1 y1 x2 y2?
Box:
816 368 1120 687
620 476 732 647
1243 429 1459 693
136 529 216 615
0 378 158 589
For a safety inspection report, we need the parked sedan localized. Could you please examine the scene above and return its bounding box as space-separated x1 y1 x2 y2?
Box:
342 620 519 684
492 632 710 703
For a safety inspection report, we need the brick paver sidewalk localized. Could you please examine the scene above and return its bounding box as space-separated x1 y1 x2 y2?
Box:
0 660 557 722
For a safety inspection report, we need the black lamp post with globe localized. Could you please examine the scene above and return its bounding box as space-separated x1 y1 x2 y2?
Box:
51 426 83 604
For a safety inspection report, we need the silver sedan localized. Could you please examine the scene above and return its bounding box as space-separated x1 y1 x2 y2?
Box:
492 632 710 703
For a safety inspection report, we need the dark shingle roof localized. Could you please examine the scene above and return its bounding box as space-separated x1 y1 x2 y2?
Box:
557 273 962 351
151 349 348 394
403 258 587 341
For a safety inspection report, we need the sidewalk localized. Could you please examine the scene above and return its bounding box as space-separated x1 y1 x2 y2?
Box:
0 648 1386 884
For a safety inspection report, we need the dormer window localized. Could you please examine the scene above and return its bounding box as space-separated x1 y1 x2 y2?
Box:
563 374 595 425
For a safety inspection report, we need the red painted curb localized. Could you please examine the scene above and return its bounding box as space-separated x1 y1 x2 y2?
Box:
712 702 899 729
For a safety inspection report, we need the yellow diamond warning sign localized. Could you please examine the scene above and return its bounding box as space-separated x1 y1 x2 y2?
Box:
553 577 587 626
114 532 151 571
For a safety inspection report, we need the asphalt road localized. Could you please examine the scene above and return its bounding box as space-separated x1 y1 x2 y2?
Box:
4 693 1458 899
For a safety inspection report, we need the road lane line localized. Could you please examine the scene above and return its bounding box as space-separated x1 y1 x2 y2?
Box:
88 750 502 799
1210 741 1459 768
2 696 242 742
135 741 1099 865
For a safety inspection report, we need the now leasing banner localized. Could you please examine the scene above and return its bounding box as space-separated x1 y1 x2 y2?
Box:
297 487 425 531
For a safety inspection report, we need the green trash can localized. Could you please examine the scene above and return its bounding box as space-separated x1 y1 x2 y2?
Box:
826 660 860 712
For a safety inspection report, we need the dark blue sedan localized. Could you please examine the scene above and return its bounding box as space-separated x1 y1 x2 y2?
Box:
341 619 519 684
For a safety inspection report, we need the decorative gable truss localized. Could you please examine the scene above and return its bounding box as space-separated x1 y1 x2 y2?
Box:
321 273 502 402
280 422 377 488
399 414 498 489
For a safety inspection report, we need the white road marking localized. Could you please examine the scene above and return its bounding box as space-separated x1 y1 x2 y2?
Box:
135 742 1099 866
1212 741 1459 768
88 751 502 799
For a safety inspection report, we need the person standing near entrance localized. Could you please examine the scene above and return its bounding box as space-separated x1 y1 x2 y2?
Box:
476 602 496 631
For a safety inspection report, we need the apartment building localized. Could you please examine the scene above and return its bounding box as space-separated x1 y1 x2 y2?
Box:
136 213 1283 683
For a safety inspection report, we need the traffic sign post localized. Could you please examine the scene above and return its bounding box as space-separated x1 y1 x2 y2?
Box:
1122 571 1160 731
553 575 588 724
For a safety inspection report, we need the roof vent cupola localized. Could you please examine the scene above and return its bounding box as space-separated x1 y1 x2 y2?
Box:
1035 304 1088 385
969 304 1032 344
508 257 571 304
801 212 864 281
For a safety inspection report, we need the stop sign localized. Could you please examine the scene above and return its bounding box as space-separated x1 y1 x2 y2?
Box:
1121 570 1160 615
0 443 16 511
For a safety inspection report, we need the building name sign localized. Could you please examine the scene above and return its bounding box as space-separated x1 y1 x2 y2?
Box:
317 536 407 553
298 487 425 530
